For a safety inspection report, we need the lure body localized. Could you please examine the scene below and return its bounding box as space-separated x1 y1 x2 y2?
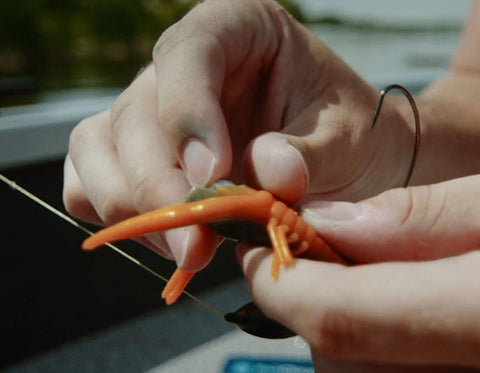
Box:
83 181 346 305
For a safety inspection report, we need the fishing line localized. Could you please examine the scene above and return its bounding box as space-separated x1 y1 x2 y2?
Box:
0 172 224 318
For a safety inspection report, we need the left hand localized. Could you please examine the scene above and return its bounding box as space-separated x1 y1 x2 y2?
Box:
241 248 480 370
239 175 480 369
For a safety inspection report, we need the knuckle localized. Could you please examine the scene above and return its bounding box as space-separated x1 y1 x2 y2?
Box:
130 168 158 211
109 92 141 146
63 189 100 225
96 192 132 226
109 91 132 130
68 117 96 159
96 195 118 224
153 22 181 61
109 79 156 141
62 187 84 218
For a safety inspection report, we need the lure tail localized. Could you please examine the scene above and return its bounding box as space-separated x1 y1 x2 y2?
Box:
82 192 274 251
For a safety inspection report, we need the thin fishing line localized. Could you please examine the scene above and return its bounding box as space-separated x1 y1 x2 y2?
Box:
0 172 224 318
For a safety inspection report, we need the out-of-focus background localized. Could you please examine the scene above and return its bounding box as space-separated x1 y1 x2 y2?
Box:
0 1 470 372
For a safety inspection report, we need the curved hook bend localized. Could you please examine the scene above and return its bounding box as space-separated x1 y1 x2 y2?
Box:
371 84 421 187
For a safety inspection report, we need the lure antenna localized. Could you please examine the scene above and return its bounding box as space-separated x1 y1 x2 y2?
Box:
371 84 421 187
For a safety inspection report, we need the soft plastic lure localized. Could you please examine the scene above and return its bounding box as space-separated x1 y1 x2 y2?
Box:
82 181 347 339
83 181 347 304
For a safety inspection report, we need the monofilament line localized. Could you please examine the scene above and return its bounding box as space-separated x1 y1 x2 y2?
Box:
0 173 224 318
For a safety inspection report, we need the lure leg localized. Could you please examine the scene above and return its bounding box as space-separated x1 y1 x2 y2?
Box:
161 268 195 305
266 218 294 279
292 240 309 257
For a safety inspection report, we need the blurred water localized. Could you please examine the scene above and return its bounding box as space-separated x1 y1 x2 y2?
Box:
309 24 460 82
300 0 470 83
297 0 470 26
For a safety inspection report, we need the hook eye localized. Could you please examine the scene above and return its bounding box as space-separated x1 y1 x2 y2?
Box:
224 301 296 339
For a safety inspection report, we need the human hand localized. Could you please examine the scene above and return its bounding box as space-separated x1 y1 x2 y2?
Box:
63 0 415 271
239 175 480 369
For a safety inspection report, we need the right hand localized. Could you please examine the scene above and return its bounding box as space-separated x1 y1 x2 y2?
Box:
63 0 414 271
240 174 480 370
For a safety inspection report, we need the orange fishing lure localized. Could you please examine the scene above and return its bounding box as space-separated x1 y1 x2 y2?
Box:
82 182 346 305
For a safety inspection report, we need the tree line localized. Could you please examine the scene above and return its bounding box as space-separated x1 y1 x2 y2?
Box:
0 0 304 78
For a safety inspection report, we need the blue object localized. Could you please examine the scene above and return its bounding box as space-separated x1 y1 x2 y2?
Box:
223 357 313 373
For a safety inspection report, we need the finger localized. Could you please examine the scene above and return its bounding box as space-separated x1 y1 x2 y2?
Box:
301 175 480 263
68 110 181 260
110 66 219 270
239 246 480 367
68 110 137 225
110 65 189 210
152 0 284 187
152 7 230 187
63 154 102 225
243 74 414 203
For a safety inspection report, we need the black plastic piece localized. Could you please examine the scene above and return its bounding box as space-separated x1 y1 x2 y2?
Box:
224 301 296 339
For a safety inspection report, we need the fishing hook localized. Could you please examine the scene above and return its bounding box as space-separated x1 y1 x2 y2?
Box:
371 84 421 188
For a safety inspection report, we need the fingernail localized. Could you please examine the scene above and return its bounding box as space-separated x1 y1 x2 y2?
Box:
302 201 364 224
181 140 216 186
165 227 191 267
282 141 308 197
248 133 308 203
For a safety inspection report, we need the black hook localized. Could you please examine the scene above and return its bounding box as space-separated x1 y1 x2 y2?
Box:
371 84 421 187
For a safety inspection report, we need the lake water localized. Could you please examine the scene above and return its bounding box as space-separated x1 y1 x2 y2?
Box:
297 0 471 86
298 0 470 25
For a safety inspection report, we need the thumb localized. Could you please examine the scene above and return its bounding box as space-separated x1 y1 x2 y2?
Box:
301 175 480 263
243 132 309 204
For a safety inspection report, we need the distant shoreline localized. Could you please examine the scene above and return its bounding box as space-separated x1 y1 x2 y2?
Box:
304 15 462 32
296 0 469 28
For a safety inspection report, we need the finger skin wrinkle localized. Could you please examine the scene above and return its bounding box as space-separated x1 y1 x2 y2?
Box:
425 186 448 237
130 166 188 211
311 308 362 359
153 23 180 58
110 95 134 136
396 185 430 228
68 118 97 161
95 191 132 225
153 23 194 65
400 185 448 256
309 256 480 366
398 186 416 227
129 165 166 212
